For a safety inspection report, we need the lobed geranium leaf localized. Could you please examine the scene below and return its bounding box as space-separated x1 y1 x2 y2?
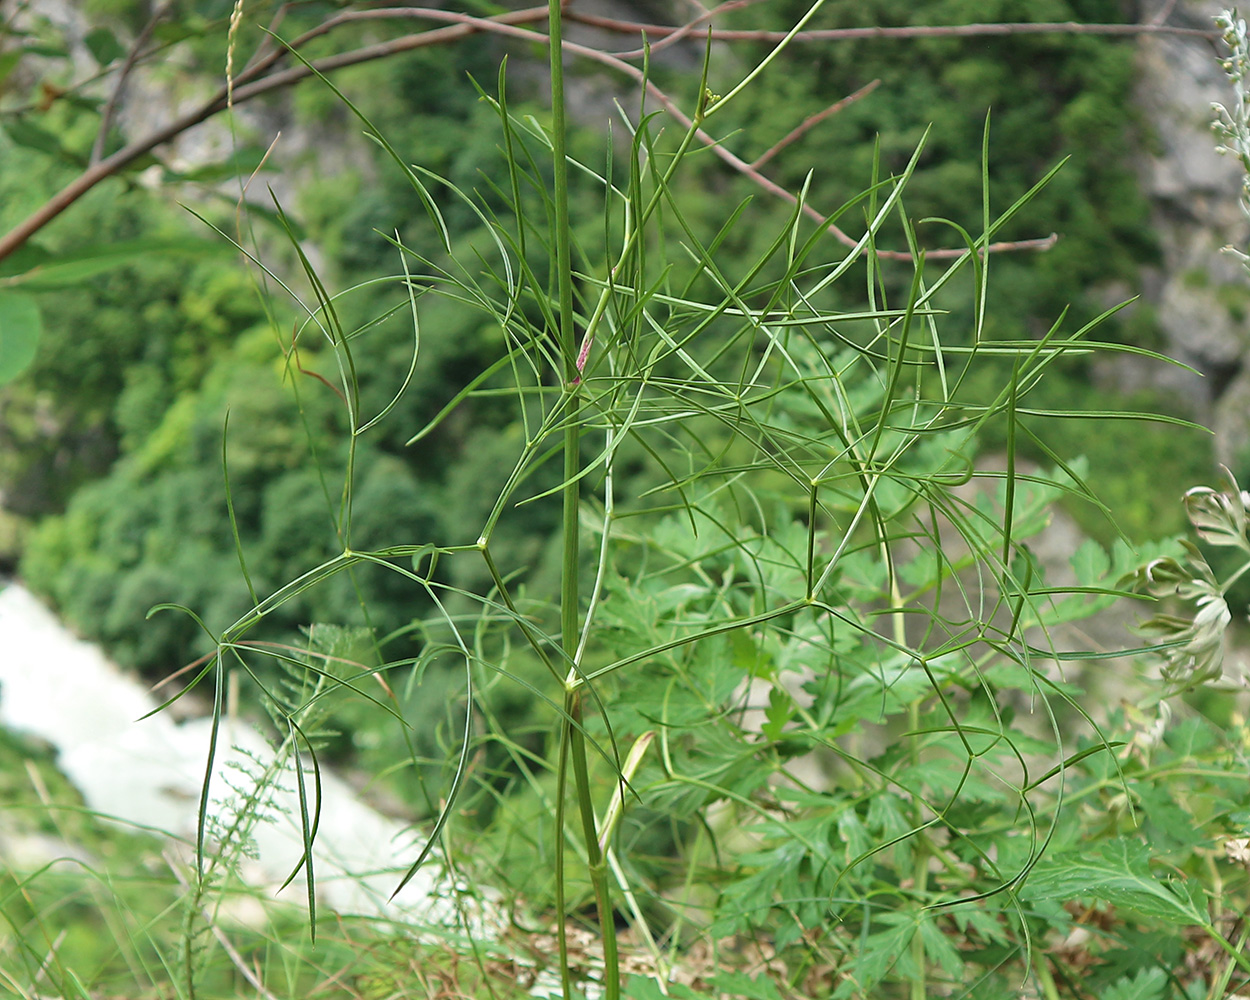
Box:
1021 838 1208 926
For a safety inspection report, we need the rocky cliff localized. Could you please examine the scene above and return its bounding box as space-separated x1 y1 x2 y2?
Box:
1127 0 1250 468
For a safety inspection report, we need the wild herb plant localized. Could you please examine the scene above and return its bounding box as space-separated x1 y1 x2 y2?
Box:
144 2 1250 995
11 5 1250 1000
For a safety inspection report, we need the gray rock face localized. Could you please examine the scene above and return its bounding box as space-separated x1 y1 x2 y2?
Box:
1137 14 1241 212
1130 1 1250 464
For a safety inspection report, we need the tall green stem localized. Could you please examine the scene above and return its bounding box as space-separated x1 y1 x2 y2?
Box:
548 3 620 997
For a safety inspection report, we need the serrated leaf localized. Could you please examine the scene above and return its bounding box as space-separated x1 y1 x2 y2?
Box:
837 808 871 862
1071 538 1110 583
833 911 917 998
950 905 1010 944
1021 838 1207 925
761 684 793 742
1099 966 1167 1000
625 976 698 1000
708 971 784 1000
0 291 41 384
866 791 911 840
918 914 965 982
1184 474 1250 548
1132 781 1208 850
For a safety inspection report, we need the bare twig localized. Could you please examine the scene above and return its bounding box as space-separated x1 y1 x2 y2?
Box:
545 29 1056 259
90 0 175 165
750 78 880 169
0 5 549 264
0 4 1169 265
673 97 1059 260
240 2 292 77
566 11 1219 59
596 0 758 59
294 10 914 255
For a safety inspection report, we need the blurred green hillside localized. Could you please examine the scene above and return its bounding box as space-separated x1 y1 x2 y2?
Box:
0 0 1215 798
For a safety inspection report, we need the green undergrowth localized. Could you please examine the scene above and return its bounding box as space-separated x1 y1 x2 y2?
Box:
5 0 1195 689
123 15 1247 1000
4 2 1250 999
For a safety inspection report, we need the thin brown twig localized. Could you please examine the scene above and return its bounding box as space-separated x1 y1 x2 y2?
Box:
544 28 1056 259
226 8 1061 260
0 5 1135 265
682 102 1058 260
240 1 292 76
750 78 880 169
599 0 757 59
90 0 175 165
279 9 915 257
0 5 549 264
567 11 1219 60
152 637 395 698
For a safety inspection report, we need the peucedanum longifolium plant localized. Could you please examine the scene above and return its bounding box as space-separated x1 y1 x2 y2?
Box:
148 9 1250 1000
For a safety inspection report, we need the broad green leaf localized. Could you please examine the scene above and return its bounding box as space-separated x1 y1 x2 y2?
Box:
84 26 124 65
20 43 70 58
1021 838 1207 925
7 238 233 290
0 242 51 279
2 117 84 166
0 291 40 384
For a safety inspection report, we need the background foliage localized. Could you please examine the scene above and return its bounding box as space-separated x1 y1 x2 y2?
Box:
2 0 1208 679
2 2 1249 999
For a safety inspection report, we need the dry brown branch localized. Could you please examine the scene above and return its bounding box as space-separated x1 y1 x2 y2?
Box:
90 0 175 165
0 4 1167 266
598 0 760 58
750 79 880 170
654 90 1059 261
1150 1 1182 27
542 28 1056 260
566 11 1218 59
0 4 549 264
239 2 293 77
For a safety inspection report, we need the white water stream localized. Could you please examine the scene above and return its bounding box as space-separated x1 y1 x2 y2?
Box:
0 580 468 926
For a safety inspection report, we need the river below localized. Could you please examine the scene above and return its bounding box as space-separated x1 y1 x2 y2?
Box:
0 579 467 925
